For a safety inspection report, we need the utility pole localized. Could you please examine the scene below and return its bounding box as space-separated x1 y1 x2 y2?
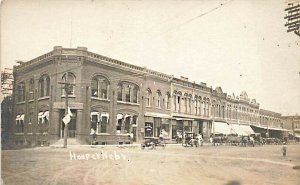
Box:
58 72 75 148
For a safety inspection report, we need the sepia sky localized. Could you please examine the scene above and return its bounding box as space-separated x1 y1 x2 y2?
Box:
1 0 299 115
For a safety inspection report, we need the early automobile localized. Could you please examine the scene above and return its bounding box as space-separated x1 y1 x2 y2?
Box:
141 137 166 150
184 132 198 147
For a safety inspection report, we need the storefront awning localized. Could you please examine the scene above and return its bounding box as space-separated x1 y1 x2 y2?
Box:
117 113 123 120
230 124 244 135
268 127 285 131
229 124 254 136
250 124 268 129
175 118 194 121
19 114 25 121
91 111 100 116
101 112 109 119
213 122 231 135
124 114 132 119
294 133 300 138
15 114 21 121
43 111 49 120
145 112 172 119
240 124 255 135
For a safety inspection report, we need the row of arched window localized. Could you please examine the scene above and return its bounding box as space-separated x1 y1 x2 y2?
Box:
16 72 78 102
172 91 210 116
146 89 171 110
259 116 282 127
16 74 51 102
210 102 259 122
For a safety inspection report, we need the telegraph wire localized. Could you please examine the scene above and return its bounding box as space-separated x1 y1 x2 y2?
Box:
152 0 234 38
146 1 212 33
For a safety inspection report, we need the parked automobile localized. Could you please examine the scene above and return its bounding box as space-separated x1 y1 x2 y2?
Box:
141 137 166 150
184 132 198 147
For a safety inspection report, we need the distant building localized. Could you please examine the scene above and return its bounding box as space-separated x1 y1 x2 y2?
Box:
254 109 286 139
282 115 300 142
11 46 286 146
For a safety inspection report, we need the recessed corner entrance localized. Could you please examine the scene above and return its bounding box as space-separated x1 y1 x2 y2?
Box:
59 109 77 138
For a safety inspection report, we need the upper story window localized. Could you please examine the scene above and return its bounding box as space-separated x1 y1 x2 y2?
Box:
17 82 25 102
146 89 152 106
184 94 188 113
117 81 139 103
39 74 50 97
187 95 192 113
29 78 34 100
125 85 131 102
132 86 138 103
15 114 25 133
117 83 123 101
194 96 198 114
156 90 161 108
165 92 171 109
91 76 109 99
61 72 75 96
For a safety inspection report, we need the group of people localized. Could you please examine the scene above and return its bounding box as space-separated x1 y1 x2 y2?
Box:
175 132 204 147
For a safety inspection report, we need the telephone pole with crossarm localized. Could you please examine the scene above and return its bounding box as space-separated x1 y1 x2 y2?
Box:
58 72 75 148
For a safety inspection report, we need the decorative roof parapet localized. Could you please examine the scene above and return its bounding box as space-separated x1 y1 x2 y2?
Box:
171 77 212 93
259 109 282 117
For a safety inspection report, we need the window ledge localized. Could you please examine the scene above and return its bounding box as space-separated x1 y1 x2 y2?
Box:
28 99 34 103
27 133 33 135
16 101 25 105
15 133 24 135
61 95 75 98
96 133 110 135
117 101 139 106
38 96 50 101
91 97 110 102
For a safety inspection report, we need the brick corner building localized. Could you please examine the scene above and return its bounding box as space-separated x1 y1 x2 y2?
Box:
11 46 288 146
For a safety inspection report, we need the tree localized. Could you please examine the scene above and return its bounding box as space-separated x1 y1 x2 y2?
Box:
1 95 13 146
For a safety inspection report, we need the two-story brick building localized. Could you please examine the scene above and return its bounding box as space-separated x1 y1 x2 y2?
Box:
11 46 286 146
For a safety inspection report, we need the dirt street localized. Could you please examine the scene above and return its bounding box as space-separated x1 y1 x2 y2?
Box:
2 144 300 185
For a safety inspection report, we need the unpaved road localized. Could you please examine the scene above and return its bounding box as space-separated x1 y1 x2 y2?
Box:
2 144 300 185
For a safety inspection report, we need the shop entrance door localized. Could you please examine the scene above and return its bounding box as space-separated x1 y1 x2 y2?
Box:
60 109 77 138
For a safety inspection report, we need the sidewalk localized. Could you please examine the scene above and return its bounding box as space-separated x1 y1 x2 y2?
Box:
49 142 214 149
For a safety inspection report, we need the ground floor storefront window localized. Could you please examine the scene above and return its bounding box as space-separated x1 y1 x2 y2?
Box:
90 111 109 134
145 122 153 137
60 109 76 138
116 113 138 141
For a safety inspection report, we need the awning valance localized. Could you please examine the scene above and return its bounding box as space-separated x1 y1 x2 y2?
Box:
15 115 21 121
19 114 25 121
44 111 49 120
100 112 109 121
117 113 123 120
91 111 100 116
124 114 132 119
